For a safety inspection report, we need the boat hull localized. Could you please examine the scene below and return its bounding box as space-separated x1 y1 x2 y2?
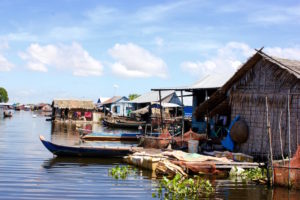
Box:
102 118 146 129
3 111 12 118
81 132 141 141
39 135 135 157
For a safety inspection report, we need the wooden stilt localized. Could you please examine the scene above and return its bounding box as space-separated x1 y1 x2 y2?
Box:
266 96 274 186
279 110 285 164
181 90 184 147
287 92 291 189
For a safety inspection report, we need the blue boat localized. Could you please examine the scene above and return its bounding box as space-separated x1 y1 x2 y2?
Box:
81 132 142 141
39 135 140 157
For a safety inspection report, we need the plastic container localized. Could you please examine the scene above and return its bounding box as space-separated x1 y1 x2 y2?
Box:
188 140 199 153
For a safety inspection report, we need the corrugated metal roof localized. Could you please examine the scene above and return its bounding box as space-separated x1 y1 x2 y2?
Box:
189 73 233 89
101 96 128 105
130 90 175 103
151 73 233 91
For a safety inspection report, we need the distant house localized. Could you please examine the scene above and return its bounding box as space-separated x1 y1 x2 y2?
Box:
100 96 131 116
96 97 110 108
196 50 300 159
52 99 95 121
151 73 232 133
41 104 52 112
34 103 52 112
129 91 183 122
131 90 182 109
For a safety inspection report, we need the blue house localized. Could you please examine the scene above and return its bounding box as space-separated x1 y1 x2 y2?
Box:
100 96 133 116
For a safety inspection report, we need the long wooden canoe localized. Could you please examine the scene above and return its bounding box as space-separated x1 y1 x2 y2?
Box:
39 135 140 157
81 132 142 141
102 118 146 129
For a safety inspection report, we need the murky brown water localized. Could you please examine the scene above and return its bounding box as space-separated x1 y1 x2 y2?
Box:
0 111 299 199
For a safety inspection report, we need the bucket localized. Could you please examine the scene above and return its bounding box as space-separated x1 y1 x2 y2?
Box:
188 140 199 153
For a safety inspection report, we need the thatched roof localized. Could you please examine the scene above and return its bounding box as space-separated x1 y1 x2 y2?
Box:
195 50 300 118
52 100 95 109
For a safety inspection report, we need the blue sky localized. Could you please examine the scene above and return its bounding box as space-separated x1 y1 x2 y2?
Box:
1 0 300 103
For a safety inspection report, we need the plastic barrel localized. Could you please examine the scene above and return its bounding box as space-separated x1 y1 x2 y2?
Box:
188 140 199 153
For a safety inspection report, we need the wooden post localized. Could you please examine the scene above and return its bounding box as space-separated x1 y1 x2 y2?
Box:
181 90 185 147
159 90 163 130
279 110 285 164
297 118 299 147
287 91 291 188
266 96 274 186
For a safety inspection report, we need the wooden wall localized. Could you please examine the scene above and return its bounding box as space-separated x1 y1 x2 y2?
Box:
229 58 300 159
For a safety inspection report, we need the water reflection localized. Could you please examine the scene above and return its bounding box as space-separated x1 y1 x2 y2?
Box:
42 157 124 169
1 111 300 200
50 121 139 147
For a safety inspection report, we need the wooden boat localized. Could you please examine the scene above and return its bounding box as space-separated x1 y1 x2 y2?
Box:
81 132 142 141
39 135 141 157
273 145 300 189
3 111 12 118
103 117 146 129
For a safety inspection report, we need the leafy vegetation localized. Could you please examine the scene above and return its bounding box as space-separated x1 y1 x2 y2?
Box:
128 94 140 100
0 87 8 103
230 166 267 184
241 167 267 182
153 173 214 199
108 165 136 180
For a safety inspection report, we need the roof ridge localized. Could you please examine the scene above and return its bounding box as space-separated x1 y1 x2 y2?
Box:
257 50 300 76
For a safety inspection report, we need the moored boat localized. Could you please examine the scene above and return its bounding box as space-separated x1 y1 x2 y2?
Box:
81 132 142 141
102 117 146 129
39 135 141 157
3 111 12 118
273 145 300 189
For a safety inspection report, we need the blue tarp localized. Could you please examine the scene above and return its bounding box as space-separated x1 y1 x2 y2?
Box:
184 106 193 117
221 115 240 151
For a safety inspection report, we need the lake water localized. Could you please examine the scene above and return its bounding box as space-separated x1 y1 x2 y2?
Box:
0 111 299 199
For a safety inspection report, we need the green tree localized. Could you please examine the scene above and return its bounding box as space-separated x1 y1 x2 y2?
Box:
0 87 9 103
128 94 140 100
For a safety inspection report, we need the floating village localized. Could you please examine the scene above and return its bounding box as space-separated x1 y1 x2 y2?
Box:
1 49 300 197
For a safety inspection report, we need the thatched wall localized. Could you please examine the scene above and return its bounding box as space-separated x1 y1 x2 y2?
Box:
230 58 300 159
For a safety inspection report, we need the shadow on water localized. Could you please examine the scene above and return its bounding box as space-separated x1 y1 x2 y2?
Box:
42 157 123 169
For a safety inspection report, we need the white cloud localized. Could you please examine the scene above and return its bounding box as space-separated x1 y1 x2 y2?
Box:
181 42 254 78
264 47 300 60
0 54 14 71
109 43 168 78
20 42 103 76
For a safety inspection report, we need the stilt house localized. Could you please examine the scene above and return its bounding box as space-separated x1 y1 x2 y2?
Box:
196 50 300 159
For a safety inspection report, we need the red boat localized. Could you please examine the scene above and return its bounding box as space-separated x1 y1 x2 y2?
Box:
274 146 300 189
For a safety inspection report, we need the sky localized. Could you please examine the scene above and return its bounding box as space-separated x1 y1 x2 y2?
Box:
1 0 300 104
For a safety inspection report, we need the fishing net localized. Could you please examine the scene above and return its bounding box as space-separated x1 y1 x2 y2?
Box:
173 129 207 148
139 129 171 149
